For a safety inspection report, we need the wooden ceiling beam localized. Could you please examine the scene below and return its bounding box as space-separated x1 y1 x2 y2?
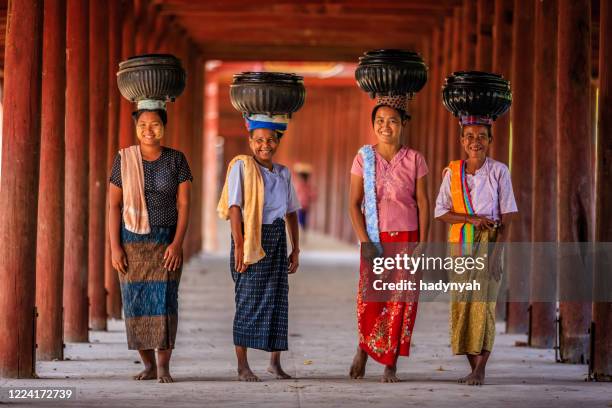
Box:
188 30 425 48
153 0 461 12
200 43 418 62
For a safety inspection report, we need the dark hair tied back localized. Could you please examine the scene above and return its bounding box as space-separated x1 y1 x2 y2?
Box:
132 109 167 126
371 105 410 125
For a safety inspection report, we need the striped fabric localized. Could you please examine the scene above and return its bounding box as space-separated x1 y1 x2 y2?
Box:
244 113 290 137
230 218 289 352
459 115 493 126
448 160 476 255
119 225 181 350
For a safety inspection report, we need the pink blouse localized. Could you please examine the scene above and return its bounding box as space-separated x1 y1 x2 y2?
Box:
351 146 428 232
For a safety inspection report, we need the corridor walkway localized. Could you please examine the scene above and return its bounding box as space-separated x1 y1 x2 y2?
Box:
1 226 609 407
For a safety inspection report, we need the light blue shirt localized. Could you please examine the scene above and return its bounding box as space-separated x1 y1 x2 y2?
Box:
228 160 301 224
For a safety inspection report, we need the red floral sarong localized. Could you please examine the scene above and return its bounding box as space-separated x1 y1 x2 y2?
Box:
357 230 419 366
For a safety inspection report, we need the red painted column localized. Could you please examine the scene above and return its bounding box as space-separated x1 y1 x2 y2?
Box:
593 0 612 380
448 8 462 163
557 0 592 364
36 0 66 361
529 0 557 349
491 0 514 323
105 0 123 320
88 0 109 331
0 0 44 379
490 0 513 163
476 0 494 71
203 68 219 252
134 0 150 55
148 11 166 53
506 0 535 335
426 28 441 215
118 0 135 149
433 18 452 243
64 0 90 343
461 0 477 70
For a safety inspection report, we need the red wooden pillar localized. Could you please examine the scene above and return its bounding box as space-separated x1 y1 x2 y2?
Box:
491 0 514 323
506 0 535 335
461 0 477 70
148 10 166 53
203 68 219 252
432 18 452 243
36 0 66 361
64 0 90 343
593 0 612 380
426 28 441 215
105 0 123 320
448 8 462 163
134 0 150 55
476 0 494 71
529 0 557 349
88 0 109 331
557 0 592 364
490 0 513 163
118 0 135 149
0 0 44 378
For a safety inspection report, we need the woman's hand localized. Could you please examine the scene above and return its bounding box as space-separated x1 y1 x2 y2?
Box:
233 242 247 273
163 242 183 271
361 241 379 262
467 215 496 231
288 249 300 274
111 245 128 274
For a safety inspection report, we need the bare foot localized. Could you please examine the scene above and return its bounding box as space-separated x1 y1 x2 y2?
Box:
133 366 157 380
349 348 368 379
464 370 485 386
238 367 261 382
267 365 292 379
157 367 173 383
381 365 400 383
457 372 473 383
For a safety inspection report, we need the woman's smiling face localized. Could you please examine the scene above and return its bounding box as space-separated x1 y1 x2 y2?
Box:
461 124 491 159
136 111 164 145
248 128 279 162
373 106 404 145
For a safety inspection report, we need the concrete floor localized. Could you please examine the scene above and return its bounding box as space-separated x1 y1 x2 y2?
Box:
1 226 610 407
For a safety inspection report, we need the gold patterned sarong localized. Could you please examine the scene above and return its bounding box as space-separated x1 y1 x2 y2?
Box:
449 229 499 355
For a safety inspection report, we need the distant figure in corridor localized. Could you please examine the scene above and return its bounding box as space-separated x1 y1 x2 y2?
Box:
217 114 301 382
434 116 517 385
292 164 317 240
348 97 430 383
108 102 192 383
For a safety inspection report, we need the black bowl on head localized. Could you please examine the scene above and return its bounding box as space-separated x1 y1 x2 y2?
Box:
230 72 306 116
117 54 186 102
355 49 428 99
442 71 512 119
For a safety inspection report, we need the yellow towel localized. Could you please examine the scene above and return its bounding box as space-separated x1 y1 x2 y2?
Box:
120 145 151 234
217 155 265 265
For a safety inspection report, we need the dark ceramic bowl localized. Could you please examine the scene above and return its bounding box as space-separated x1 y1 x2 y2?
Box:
117 54 186 102
442 71 512 119
355 49 428 98
230 72 306 115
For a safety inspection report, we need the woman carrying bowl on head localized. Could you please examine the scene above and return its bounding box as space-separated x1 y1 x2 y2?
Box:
348 94 430 383
109 99 192 384
434 72 518 385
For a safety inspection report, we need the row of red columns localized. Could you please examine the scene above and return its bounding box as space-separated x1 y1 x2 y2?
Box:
408 0 610 374
0 0 205 378
276 0 609 378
